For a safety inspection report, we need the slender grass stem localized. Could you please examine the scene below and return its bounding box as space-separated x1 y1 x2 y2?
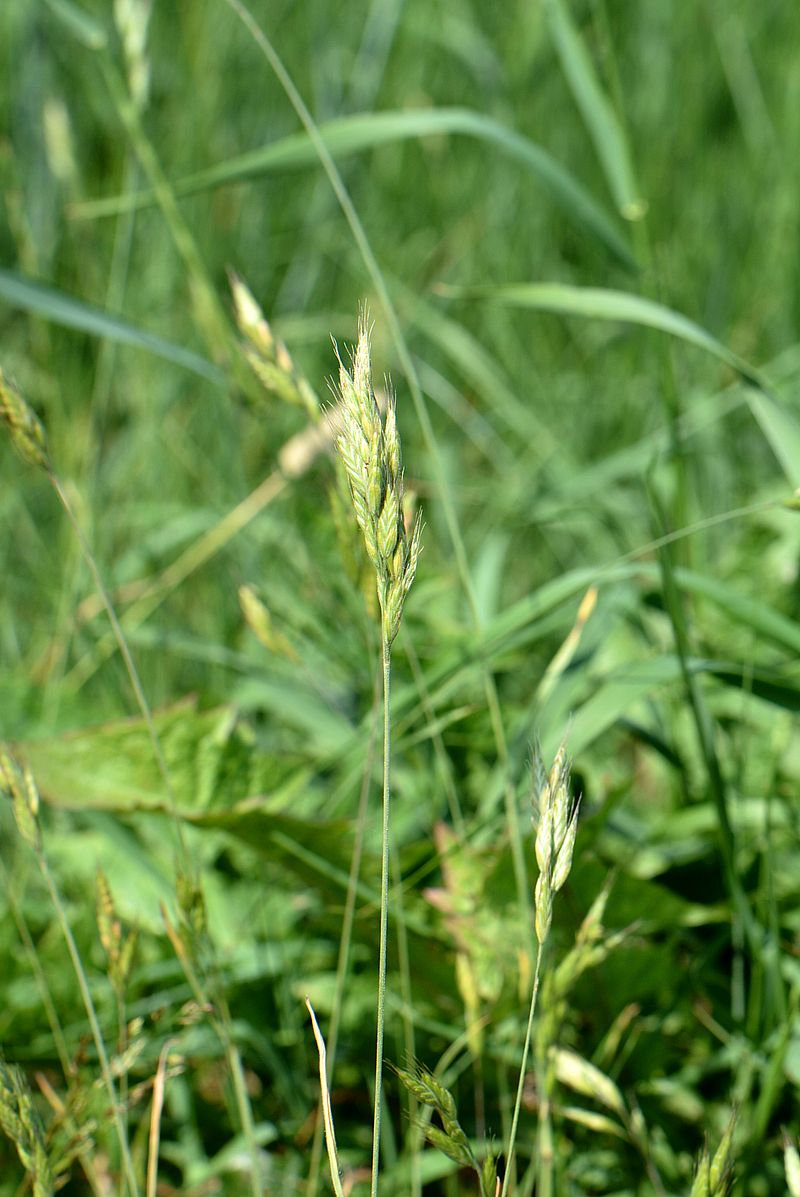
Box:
161 907 262 1197
389 834 420 1197
48 471 188 867
501 940 544 1197
64 468 288 693
306 663 382 1197
37 852 140 1197
370 633 392 1197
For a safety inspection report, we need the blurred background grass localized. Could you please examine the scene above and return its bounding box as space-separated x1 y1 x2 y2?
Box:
1 1 800 1194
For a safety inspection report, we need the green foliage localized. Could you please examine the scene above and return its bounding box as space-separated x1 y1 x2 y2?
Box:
1 0 799 1193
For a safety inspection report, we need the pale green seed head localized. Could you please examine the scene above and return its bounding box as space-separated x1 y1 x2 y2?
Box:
690 1149 710 1197
709 1111 736 1195
377 489 400 563
552 805 580 892
532 735 580 942
0 371 49 471
384 400 401 479
535 801 554 875
333 313 421 644
534 873 552 944
784 1133 800 1197
229 269 273 355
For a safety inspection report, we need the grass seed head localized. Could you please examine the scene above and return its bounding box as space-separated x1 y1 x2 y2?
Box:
229 270 319 419
784 1131 800 1197
691 1147 711 1197
531 735 580 943
333 312 421 643
0 1057 53 1196
708 1110 736 1195
0 370 49 471
0 748 42 852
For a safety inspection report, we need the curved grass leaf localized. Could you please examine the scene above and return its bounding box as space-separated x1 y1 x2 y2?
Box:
745 386 800 488
671 567 800 656
70 108 635 268
542 0 643 219
567 654 691 757
0 269 225 386
42 0 108 49
708 665 800 712
437 282 766 388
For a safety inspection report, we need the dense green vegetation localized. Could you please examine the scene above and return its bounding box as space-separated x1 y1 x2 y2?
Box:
1 1 799 1194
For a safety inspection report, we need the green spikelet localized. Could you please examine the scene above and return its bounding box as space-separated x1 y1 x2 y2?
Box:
0 1057 54 1197
0 370 49 470
333 312 422 643
0 747 42 852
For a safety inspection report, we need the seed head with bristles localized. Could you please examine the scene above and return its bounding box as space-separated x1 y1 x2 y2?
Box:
0 370 49 471
0 747 42 852
0 1057 53 1196
691 1111 737 1197
531 736 580 944
229 270 319 420
333 312 421 644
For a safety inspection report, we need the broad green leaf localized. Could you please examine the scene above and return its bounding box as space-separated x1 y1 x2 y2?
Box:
542 0 643 219
17 700 305 811
0 269 225 385
70 108 635 268
437 282 765 387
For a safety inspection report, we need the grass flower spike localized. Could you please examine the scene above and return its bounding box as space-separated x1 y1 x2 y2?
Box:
229 269 319 419
0 1057 53 1197
334 313 422 644
0 369 49 471
503 736 581 1197
532 739 580 944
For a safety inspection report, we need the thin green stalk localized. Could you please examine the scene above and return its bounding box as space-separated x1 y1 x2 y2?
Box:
224 1031 262 1193
1 858 71 1079
649 486 770 990
370 634 392 1197
405 640 465 836
305 665 382 1197
162 909 262 1197
117 990 130 1155
48 470 189 869
64 468 288 694
500 940 545 1197
37 851 140 1197
389 835 420 1197
535 1047 554 1197
2 858 105 1195
96 56 232 362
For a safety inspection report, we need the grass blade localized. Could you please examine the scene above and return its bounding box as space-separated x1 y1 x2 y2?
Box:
305 1001 346 1197
744 386 800 487
437 282 765 387
0 270 225 386
542 0 644 219
69 107 635 268
42 0 108 49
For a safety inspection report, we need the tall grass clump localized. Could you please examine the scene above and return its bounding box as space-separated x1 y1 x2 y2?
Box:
3 2 800 1193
